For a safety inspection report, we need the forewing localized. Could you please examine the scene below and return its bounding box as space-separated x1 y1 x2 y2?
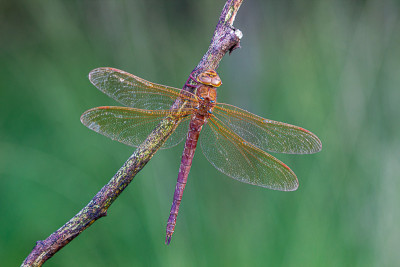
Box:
81 106 190 149
212 103 322 154
89 67 196 110
200 118 298 191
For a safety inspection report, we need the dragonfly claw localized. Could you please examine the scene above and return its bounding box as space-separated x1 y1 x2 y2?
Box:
184 72 198 89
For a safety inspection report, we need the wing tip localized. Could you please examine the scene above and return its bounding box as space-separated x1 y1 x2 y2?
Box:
258 178 299 191
80 106 110 126
88 68 102 85
89 67 123 85
294 129 322 154
80 109 91 125
284 182 299 191
297 126 323 154
281 164 299 192
310 134 323 153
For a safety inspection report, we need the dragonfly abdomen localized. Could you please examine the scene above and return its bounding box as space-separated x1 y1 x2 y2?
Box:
165 115 205 244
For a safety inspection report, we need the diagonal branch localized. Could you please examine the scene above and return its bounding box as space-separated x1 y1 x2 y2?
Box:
22 0 242 266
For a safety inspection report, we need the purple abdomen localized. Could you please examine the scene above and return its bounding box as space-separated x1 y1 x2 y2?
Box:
165 116 204 244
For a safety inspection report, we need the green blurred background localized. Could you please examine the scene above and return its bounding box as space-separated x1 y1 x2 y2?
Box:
1 0 399 266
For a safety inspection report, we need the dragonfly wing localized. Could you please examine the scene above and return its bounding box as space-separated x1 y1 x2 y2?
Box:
81 106 190 149
89 67 197 110
199 118 298 191
212 103 322 154
162 116 191 149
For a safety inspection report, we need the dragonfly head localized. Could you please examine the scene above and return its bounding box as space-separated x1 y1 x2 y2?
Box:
197 70 222 87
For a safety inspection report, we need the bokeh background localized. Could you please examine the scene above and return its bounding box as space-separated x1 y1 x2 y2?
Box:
1 0 399 266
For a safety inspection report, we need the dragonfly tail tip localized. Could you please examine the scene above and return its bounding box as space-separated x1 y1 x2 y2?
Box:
165 235 172 245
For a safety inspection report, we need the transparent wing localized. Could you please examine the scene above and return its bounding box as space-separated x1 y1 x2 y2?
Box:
81 106 191 149
200 118 298 191
89 67 197 110
212 103 322 154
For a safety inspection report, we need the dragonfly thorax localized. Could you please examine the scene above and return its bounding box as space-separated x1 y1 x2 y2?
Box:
195 85 217 116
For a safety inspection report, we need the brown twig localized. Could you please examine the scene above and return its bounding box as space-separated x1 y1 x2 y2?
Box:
21 0 242 266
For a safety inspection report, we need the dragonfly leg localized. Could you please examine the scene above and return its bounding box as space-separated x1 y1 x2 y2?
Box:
184 72 198 88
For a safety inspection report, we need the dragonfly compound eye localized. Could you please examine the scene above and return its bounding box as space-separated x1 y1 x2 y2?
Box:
197 73 212 85
211 77 222 87
204 69 217 77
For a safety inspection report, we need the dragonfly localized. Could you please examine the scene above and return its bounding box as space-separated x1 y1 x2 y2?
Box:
80 67 322 245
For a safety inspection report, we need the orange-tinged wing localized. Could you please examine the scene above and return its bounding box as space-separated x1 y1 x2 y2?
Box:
200 117 298 191
212 103 322 154
81 106 191 149
89 67 197 110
